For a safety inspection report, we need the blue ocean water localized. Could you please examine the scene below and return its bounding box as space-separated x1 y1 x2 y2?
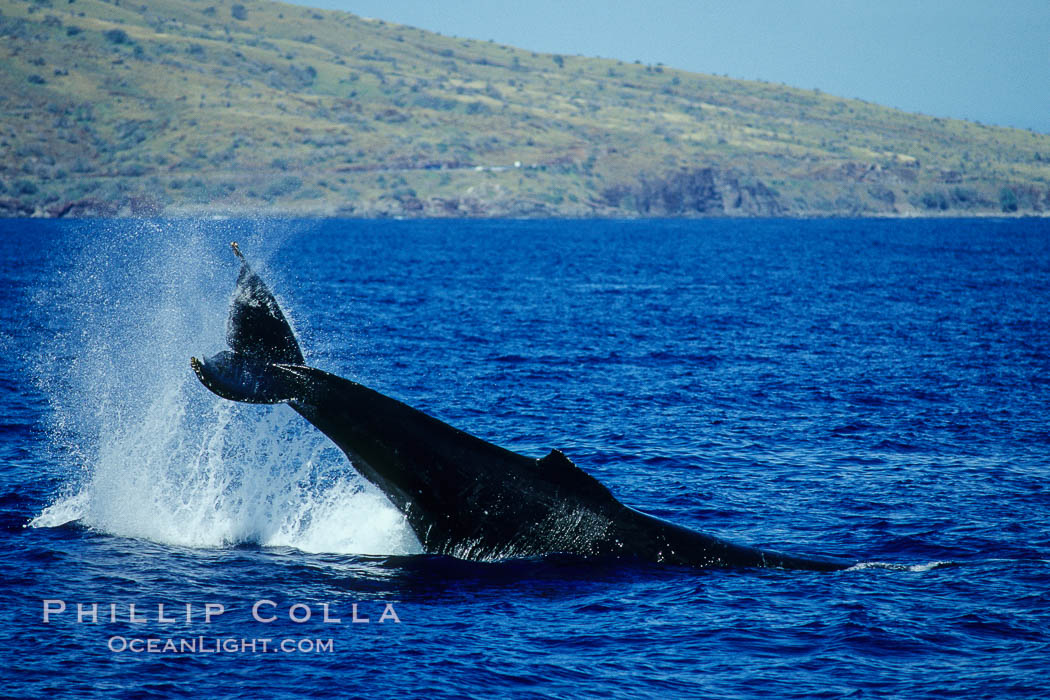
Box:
2 217 1048 697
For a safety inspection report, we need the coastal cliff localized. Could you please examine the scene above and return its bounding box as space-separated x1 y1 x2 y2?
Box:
1 0 1047 218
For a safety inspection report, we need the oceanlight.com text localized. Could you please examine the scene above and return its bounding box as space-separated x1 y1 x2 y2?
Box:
107 636 335 654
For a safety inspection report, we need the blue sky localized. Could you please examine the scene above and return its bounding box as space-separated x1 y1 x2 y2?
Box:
286 0 1050 134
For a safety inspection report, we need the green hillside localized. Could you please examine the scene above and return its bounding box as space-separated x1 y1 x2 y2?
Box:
1 0 1048 217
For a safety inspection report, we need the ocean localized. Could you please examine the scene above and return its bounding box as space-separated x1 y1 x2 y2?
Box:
2 217 1048 697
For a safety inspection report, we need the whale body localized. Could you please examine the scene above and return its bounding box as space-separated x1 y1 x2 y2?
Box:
191 244 852 571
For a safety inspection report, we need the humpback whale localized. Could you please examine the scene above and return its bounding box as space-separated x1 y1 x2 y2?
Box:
191 244 852 571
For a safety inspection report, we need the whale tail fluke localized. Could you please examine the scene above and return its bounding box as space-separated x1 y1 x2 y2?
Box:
191 243 308 404
191 351 305 404
226 242 304 366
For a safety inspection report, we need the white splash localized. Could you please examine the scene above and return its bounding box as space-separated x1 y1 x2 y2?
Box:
846 561 955 572
30 220 421 556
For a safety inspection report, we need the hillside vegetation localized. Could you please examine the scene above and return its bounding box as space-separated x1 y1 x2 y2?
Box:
1 0 1048 218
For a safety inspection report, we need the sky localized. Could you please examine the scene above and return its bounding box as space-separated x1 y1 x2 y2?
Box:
285 0 1050 134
